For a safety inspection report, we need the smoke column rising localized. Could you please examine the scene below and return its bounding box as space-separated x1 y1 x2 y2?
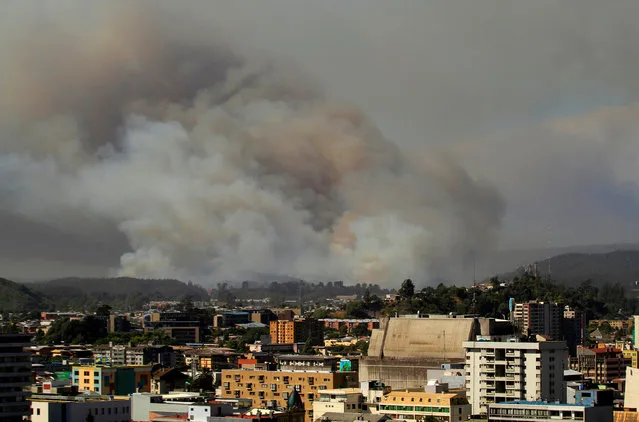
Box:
0 3 504 284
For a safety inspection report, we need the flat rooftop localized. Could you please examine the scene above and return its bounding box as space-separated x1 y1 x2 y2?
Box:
492 400 592 408
318 388 361 395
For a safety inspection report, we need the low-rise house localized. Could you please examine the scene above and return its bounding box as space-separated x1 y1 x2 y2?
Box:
151 368 189 394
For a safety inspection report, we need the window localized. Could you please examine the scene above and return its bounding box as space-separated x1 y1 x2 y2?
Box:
84 371 90 376
84 379 90 384
36 409 40 416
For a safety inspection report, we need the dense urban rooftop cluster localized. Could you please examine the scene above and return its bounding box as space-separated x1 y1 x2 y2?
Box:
2 275 639 422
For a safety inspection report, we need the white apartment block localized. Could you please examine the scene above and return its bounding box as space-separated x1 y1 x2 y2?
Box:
464 340 568 416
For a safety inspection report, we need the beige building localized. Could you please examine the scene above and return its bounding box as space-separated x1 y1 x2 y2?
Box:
464 340 568 416
377 390 470 422
312 388 364 420
220 364 357 422
625 367 639 411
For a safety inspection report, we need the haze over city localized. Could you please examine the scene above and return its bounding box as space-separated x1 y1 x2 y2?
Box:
2 1 639 285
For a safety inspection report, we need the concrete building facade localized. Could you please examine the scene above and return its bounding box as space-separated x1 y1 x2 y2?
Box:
464 340 568 416
361 316 515 390
0 334 32 422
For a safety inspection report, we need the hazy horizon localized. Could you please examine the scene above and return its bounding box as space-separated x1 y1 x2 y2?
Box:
2 1 639 285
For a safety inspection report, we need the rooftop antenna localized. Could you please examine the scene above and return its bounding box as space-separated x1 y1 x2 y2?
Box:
299 280 303 316
473 254 477 285
547 223 552 281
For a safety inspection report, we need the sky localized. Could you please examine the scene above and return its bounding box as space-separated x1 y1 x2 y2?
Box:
1 1 639 284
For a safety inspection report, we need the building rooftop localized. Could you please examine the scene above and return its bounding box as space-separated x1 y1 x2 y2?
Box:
277 355 338 361
381 390 462 404
316 412 389 422
31 393 130 403
318 388 361 395
492 400 595 408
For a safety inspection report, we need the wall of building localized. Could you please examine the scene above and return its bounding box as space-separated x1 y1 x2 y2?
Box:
220 369 357 422
369 317 478 360
31 399 130 422
359 357 445 390
625 367 639 411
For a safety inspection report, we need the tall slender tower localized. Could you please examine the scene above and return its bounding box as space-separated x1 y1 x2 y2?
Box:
298 280 304 316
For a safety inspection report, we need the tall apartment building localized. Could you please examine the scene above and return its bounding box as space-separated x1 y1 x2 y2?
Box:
464 339 568 416
108 315 131 333
0 334 32 422
563 306 586 355
220 355 358 422
512 301 562 340
270 319 323 346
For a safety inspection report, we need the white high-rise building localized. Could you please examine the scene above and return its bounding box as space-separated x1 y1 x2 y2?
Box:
464 339 568 416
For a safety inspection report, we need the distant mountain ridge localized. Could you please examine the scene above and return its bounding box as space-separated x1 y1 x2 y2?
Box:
27 277 210 311
0 277 50 313
501 250 639 288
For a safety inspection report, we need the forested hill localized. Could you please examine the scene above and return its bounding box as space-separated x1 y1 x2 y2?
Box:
0 278 50 313
28 277 210 310
504 250 639 289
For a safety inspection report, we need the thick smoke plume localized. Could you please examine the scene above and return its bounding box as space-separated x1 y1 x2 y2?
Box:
0 3 504 284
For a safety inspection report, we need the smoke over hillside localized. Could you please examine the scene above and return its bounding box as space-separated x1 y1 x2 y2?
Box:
0 3 504 284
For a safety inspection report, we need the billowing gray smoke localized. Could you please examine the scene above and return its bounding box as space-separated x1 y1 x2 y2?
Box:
0 3 504 284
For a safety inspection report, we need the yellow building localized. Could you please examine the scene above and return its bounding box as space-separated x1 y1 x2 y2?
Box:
378 390 471 422
624 350 639 369
221 368 357 422
72 365 152 395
